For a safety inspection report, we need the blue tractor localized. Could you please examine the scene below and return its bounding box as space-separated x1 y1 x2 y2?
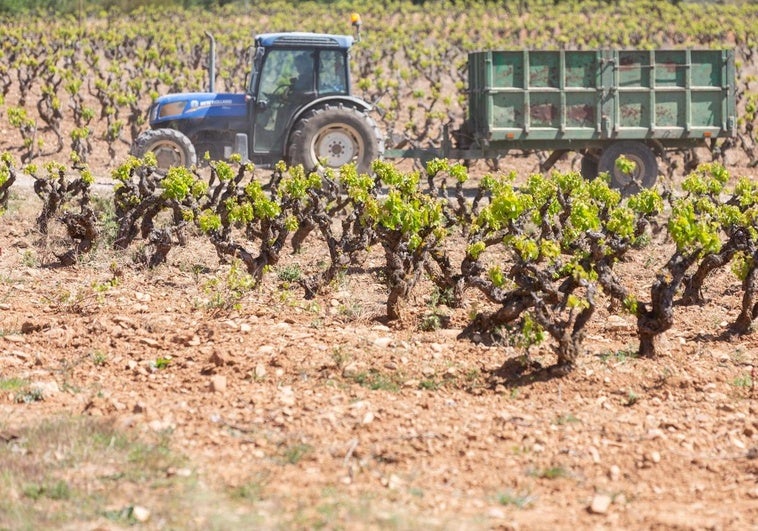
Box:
131 26 383 173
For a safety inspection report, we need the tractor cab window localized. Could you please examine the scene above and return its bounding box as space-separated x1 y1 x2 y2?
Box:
257 49 315 101
318 50 347 95
253 49 315 153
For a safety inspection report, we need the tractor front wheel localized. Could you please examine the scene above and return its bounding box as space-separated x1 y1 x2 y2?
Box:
288 104 382 173
131 129 197 170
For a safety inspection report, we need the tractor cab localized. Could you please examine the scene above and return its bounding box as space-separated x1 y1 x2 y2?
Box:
248 33 353 164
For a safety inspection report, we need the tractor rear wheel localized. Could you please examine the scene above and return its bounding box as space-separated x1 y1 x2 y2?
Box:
131 129 197 170
598 141 658 195
288 104 382 173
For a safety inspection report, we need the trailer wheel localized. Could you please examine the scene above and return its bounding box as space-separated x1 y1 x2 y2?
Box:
598 141 658 195
580 153 599 180
131 129 197 170
288 104 382 173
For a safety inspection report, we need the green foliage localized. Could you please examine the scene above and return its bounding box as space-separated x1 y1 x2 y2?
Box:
530 466 571 480
23 480 71 501
351 370 400 392
426 157 467 183
243 181 280 220
0 377 28 392
463 169 659 368
15 155 758 371
419 313 443 331
732 373 753 388
517 313 545 350
197 209 222 233
615 154 637 176
277 264 302 283
16 387 44 404
497 490 535 509
161 166 206 201
280 442 312 465
278 165 321 201
669 164 733 255
203 260 256 311
152 357 171 370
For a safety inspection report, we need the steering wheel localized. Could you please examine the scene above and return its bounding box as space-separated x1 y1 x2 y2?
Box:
263 81 294 104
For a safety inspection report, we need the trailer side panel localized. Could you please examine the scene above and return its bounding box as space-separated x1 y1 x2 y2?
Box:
468 48 735 146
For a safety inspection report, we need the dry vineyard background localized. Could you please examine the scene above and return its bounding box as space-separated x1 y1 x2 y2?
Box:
0 0 754 168
0 1 757 529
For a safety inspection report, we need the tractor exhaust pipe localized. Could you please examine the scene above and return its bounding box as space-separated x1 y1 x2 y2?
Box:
205 31 216 93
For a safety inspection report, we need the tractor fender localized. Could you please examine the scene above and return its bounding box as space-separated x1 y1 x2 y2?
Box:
283 96 372 159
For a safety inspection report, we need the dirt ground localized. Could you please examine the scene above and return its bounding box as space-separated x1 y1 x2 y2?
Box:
0 154 757 530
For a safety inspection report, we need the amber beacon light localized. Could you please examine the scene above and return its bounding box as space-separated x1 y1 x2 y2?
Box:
351 13 362 42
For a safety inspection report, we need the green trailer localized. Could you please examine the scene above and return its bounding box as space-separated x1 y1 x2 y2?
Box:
386 48 736 193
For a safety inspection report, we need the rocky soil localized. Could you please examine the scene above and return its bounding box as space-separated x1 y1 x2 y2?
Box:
1 168 757 529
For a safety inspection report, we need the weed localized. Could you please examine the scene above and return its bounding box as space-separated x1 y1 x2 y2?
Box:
125 431 183 480
15 388 43 404
152 357 171 370
102 506 139 525
229 476 267 501
91 277 119 293
428 286 454 308
554 414 580 425
419 313 442 332
352 370 400 392
733 373 753 388
23 480 71 501
511 445 529 456
730 348 746 364
0 377 27 392
281 443 312 465
47 284 99 315
202 259 256 311
337 301 366 321
599 346 639 364
277 264 302 283
419 379 440 391
530 466 570 480
657 366 673 383
304 300 321 314
497 490 535 508
21 250 36 267
0 416 198 529
90 351 107 366
331 347 350 369
91 193 118 246
624 391 640 406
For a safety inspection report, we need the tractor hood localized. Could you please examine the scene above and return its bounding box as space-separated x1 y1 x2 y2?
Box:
149 92 247 125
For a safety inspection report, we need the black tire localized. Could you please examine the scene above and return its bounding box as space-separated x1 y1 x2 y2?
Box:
580 153 599 180
131 129 197 170
598 141 658 195
287 104 383 174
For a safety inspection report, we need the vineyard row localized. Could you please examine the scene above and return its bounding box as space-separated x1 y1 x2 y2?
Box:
1 154 757 373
